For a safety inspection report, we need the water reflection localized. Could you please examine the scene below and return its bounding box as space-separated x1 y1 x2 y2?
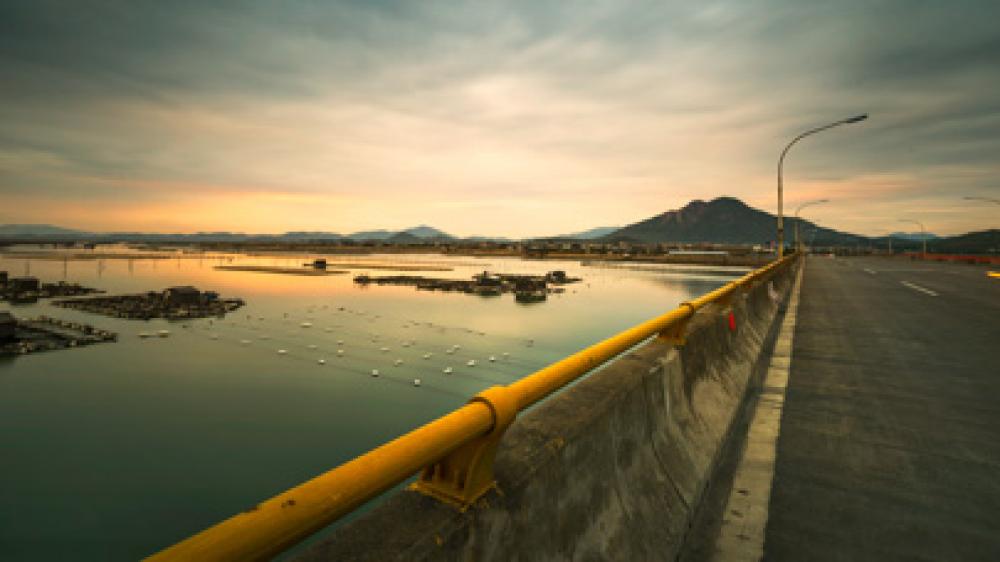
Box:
0 246 743 560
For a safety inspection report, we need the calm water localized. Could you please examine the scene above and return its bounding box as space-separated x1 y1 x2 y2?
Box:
0 247 743 560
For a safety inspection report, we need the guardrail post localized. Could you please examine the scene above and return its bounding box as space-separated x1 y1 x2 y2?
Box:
410 386 519 509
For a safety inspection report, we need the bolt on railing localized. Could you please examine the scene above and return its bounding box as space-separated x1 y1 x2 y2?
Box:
148 253 799 561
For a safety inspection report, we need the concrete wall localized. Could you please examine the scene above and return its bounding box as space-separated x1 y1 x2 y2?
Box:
296 263 797 562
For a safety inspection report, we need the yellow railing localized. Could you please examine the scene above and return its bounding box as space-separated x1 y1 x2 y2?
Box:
148 253 798 561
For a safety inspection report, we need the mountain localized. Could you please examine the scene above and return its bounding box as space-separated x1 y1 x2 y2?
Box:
554 226 621 240
0 224 92 238
279 231 343 240
346 229 394 241
930 229 1000 254
402 225 454 240
888 231 940 241
604 197 866 246
346 226 454 242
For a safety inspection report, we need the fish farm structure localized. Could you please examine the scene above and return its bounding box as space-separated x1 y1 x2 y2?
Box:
0 313 117 356
52 286 245 320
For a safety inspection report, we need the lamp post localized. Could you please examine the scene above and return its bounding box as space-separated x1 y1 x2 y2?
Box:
777 113 868 257
900 218 927 258
794 199 829 252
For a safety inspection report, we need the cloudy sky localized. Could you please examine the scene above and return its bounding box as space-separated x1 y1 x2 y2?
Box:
1 1 998 237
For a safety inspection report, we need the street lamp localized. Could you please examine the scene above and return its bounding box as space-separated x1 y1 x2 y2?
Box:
899 218 927 258
777 113 868 257
794 199 829 251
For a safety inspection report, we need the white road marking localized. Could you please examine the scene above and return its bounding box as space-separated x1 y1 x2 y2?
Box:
863 268 876 275
901 281 939 296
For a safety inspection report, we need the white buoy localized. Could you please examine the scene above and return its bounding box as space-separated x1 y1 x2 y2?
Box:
337 340 344 345
307 344 318 350
278 349 287 355
467 359 476 367
489 355 496 362
423 353 432 359
371 369 380 377
443 367 453 374
324 327 333 333
138 332 152 338
413 378 421 387
445 349 454 354
336 349 344 356
394 359 403 366
301 322 312 328
318 359 326 365
454 344 462 350
402 342 410 347
158 330 170 338
259 335 269 340
380 347 390 353
240 339 250 345
503 352 510 357
210 334 219 340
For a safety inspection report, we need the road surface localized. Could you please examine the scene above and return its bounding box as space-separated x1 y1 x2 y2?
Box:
763 255 1000 561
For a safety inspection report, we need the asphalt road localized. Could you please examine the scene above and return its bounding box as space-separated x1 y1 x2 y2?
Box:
763 255 1000 561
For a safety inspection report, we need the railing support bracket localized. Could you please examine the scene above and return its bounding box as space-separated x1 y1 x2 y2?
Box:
658 302 695 346
410 386 519 510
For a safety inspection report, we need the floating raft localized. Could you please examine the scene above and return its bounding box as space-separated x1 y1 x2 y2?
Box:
214 265 348 276
0 315 117 356
353 270 580 301
53 286 245 320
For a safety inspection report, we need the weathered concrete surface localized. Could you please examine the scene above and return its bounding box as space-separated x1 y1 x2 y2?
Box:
763 256 1000 561
295 263 797 562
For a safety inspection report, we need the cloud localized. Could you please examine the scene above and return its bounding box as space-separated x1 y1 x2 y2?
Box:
1 0 998 236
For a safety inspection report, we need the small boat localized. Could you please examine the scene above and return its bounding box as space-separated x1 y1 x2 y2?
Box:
394 359 403 366
466 359 476 367
423 353 432 359
371 369 380 377
488 355 496 362
413 379 421 387
443 367 453 374
158 330 170 338
318 359 326 365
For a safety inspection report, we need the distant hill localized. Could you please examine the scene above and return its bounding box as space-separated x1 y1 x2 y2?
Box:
345 229 394 241
346 226 454 242
604 197 865 246
889 231 940 241
0 224 92 238
553 226 621 240
930 229 1000 254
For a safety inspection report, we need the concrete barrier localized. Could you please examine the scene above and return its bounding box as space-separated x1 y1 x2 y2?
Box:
295 262 797 561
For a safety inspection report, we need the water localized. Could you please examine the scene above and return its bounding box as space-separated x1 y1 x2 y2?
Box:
0 247 743 560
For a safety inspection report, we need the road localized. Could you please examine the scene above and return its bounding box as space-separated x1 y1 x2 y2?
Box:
763 256 1000 561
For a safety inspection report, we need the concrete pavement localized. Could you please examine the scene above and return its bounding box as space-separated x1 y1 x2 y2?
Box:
762 256 1000 561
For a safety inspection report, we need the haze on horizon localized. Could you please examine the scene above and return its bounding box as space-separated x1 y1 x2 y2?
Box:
1 0 998 238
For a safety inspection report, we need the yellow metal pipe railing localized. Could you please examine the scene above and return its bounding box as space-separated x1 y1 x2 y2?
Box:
148 253 797 561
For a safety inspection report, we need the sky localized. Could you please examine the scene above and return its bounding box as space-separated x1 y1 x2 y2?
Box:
1 0 998 238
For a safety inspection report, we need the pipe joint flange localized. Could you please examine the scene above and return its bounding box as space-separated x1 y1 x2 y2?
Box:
470 386 519 436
